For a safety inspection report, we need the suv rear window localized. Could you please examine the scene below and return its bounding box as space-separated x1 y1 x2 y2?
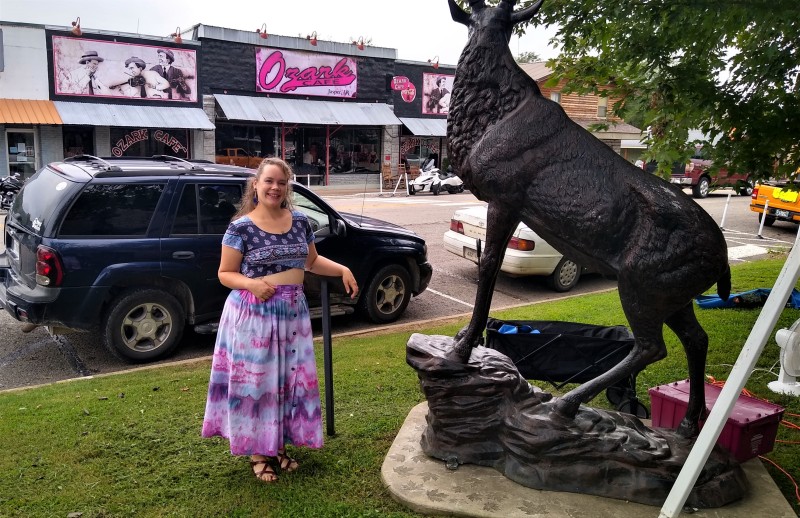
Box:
59 183 165 236
9 168 84 233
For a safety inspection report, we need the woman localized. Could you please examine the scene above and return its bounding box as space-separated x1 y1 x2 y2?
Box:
202 158 358 483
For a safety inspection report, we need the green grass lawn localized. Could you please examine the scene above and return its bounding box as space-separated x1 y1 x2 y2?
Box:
1 258 799 517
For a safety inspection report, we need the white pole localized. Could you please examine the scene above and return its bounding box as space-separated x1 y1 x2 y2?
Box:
757 198 770 238
659 229 800 518
719 192 732 229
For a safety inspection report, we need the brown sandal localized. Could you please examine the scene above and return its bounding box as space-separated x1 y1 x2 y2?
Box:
250 456 278 483
277 450 299 473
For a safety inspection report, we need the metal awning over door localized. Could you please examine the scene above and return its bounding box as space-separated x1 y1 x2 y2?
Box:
0 99 62 125
54 102 215 129
399 117 447 137
214 94 402 126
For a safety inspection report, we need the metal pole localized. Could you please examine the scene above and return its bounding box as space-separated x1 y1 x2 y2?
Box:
719 192 732 229
320 279 335 436
757 198 770 239
659 229 800 517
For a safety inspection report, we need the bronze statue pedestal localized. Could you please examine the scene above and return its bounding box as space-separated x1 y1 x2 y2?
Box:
404 333 748 509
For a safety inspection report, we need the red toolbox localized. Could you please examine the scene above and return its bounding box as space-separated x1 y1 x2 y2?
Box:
649 380 784 462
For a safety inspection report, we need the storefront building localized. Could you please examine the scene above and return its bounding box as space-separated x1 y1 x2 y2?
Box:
193 25 404 185
0 21 214 180
391 60 456 175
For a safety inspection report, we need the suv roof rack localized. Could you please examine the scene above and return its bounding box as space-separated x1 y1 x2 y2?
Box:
151 155 205 171
63 154 123 172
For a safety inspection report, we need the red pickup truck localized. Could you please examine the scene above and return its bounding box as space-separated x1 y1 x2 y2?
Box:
646 158 753 199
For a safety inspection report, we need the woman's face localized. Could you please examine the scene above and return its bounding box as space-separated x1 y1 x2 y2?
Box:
255 163 289 208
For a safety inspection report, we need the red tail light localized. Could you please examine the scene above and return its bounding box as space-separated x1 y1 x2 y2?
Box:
36 246 64 286
508 236 535 251
751 186 759 200
450 219 464 234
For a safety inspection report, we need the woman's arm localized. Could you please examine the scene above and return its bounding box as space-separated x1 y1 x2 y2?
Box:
305 242 359 299
218 245 275 301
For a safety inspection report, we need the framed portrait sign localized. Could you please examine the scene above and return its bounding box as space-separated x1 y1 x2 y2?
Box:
421 73 454 115
52 36 198 102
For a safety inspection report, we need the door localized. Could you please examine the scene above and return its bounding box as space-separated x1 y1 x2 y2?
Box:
5 130 37 180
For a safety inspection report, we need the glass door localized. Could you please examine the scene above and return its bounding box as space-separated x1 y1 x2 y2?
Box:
6 130 37 181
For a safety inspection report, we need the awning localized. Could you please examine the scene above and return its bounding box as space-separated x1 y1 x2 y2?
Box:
0 99 62 125
214 94 402 126
53 102 215 130
399 117 447 137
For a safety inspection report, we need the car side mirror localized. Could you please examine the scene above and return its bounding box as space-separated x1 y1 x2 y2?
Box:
333 218 346 237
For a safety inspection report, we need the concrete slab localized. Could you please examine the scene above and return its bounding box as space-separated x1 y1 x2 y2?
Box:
382 402 796 518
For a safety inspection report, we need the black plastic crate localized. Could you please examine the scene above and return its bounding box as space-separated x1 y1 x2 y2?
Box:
484 318 649 417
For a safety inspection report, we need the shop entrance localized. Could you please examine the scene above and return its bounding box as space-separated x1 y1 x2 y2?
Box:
5 130 37 180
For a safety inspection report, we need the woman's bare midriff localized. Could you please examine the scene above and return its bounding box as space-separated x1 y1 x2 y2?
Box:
260 268 305 286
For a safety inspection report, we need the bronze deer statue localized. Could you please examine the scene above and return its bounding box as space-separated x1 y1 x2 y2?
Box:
446 0 730 438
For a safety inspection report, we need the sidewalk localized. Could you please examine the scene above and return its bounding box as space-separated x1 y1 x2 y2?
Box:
300 172 402 197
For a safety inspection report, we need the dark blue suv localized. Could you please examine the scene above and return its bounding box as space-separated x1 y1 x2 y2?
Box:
0 156 431 362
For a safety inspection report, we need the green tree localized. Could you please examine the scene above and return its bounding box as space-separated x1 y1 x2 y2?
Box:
516 51 542 63
456 0 800 179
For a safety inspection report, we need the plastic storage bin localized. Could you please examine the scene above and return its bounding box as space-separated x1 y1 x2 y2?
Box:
649 380 785 462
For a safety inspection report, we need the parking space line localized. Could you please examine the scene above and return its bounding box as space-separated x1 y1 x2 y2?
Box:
426 288 475 308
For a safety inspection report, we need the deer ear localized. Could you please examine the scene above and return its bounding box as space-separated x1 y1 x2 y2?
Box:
510 0 544 24
448 0 471 26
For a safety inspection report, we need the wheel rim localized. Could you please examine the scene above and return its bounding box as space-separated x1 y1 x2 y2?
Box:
557 260 579 287
119 302 174 353
699 180 709 197
375 274 406 316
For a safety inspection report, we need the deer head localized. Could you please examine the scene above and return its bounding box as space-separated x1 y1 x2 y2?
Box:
448 0 544 43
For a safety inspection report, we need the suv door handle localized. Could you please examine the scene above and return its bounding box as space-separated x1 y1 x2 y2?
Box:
172 251 195 259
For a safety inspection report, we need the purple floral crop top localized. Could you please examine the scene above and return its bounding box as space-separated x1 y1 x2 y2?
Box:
222 210 315 277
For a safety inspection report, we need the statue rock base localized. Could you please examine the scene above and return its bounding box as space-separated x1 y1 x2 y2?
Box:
406 333 748 508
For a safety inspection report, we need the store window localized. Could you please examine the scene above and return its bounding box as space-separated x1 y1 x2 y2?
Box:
109 127 190 158
63 126 95 158
5 130 37 180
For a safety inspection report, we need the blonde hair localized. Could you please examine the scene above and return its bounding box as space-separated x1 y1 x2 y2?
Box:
235 157 295 219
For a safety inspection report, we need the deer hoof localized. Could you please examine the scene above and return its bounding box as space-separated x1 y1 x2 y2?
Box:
553 396 581 419
676 418 700 439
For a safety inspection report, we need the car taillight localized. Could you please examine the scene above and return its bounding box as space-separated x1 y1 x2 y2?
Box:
450 219 464 234
751 186 759 200
36 245 64 286
508 237 535 251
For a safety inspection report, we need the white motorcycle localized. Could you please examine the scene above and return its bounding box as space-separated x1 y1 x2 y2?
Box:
409 164 464 195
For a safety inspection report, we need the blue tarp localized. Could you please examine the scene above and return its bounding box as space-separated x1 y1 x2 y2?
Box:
695 288 800 309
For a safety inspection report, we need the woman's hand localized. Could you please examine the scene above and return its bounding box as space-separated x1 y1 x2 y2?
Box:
342 267 359 299
249 277 276 302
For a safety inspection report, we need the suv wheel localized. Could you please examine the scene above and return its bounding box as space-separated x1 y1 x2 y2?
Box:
546 257 581 292
759 213 776 227
103 289 185 362
692 176 710 198
358 264 412 323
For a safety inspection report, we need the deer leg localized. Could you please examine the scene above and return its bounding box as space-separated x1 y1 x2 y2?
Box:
665 303 709 438
554 283 668 419
450 204 519 362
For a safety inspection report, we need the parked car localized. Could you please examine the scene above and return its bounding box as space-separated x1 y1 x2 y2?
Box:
443 206 581 292
0 156 432 362
644 155 752 199
215 147 263 169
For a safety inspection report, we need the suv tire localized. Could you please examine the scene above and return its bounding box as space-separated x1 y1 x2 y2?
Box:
103 288 185 362
358 264 411 323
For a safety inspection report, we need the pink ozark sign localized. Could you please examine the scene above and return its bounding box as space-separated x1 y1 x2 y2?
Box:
255 48 358 98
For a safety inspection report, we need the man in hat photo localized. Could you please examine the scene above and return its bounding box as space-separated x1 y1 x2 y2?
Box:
111 56 169 98
150 49 192 100
64 50 110 95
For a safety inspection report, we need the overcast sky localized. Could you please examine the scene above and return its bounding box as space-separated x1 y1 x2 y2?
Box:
1 0 560 65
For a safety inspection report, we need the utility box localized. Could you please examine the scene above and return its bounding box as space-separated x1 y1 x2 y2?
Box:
649 380 784 462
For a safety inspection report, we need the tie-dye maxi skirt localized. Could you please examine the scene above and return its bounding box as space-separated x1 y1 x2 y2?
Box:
201 285 323 455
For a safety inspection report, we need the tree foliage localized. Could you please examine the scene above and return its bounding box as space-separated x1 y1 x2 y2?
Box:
516 51 542 63
456 0 800 179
